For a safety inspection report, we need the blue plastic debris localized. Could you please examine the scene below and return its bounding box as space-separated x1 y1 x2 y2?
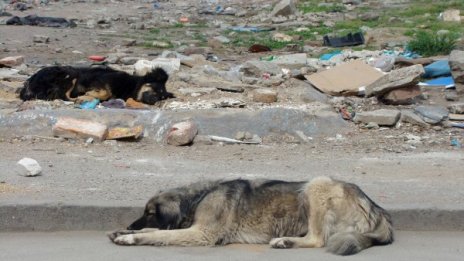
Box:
79 98 100 109
419 76 455 89
450 138 462 148
319 50 342 61
423 60 451 78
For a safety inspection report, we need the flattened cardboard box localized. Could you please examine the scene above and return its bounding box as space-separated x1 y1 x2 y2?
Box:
304 60 384 96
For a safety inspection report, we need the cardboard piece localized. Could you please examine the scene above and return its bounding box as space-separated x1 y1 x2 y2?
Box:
107 125 144 140
304 60 384 96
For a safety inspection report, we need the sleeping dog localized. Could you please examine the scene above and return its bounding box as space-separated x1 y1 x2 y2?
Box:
19 66 174 104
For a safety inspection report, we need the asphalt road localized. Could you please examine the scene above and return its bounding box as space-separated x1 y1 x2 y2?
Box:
0 231 462 261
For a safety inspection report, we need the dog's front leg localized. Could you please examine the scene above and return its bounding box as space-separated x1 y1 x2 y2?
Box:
107 228 159 241
112 227 214 246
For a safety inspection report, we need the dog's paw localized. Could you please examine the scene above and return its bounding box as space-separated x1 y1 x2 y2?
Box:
270 238 295 249
107 229 136 241
113 234 137 245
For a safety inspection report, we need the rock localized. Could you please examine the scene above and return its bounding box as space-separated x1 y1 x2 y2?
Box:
166 121 198 146
414 105 449 124
134 58 180 75
400 110 429 128
33 35 49 43
52 117 108 141
445 91 459 101
279 78 328 103
448 103 464 114
359 12 380 21
212 35 230 44
353 109 401 126
272 32 293 42
441 9 461 22
405 134 422 145
0 56 24 67
121 39 137 47
449 50 464 94
253 89 278 103
380 85 422 105
119 57 141 65
364 122 380 129
240 61 282 77
271 53 307 69
270 0 296 17
365 65 424 97
16 157 42 177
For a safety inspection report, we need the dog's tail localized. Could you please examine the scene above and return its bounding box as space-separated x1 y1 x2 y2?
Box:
326 206 393 255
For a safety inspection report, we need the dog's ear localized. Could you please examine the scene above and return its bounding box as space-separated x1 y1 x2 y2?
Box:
145 68 169 83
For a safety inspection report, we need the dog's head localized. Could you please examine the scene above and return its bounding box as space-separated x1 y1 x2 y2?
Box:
137 68 174 105
127 191 185 230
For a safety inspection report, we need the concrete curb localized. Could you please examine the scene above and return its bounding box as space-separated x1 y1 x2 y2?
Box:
1 204 463 232
0 107 348 141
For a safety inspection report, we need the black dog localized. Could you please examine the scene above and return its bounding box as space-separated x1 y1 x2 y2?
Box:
19 66 174 105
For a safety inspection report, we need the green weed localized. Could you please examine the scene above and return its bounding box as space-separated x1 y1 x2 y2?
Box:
407 31 458 56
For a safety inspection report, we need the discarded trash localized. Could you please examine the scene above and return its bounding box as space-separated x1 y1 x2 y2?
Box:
419 76 455 89
101 99 125 109
305 60 384 96
229 26 275 33
319 50 342 61
206 54 219 62
423 60 451 78
16 158 42 177
126 98 148 109
260 56 276 61
208 135 261 144
248 44 271 53
6 15 76 28
88 55 106 62
339 107 354 120
179 17 189 23
79 99 100 109
323 32 364 47
107 125 144 140
450 138 462 148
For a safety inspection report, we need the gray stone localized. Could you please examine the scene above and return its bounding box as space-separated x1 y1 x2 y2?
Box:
240 61 282 77
445 91 459 101
178 87 216 96
119 57 141 65
353 109 401 126
400 110 429 128
213 36 230 44
271 53 307 69
448 103 464 114
121 39 137 47
16 157 42 177
279 79 328 103
365 65 424 97
270 0 296 17
33 35 49 43
449 50 464 94
414 106 449 124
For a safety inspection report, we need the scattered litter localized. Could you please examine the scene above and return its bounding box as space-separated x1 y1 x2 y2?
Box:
6 15 76 28
16 158 42 177
423 60 451 78
107 125 144 140
88 55 106 62
208 135 261 144
319 50 342 61
79 98 100 109
305 60 384 96
450 138 462 148
323 32 364 47
126 98 148 109
418 76 455 89
101 99 125 109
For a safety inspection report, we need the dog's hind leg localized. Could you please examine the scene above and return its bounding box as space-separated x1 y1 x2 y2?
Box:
76 87 112 103
270 176 338 249
112 226 215 246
